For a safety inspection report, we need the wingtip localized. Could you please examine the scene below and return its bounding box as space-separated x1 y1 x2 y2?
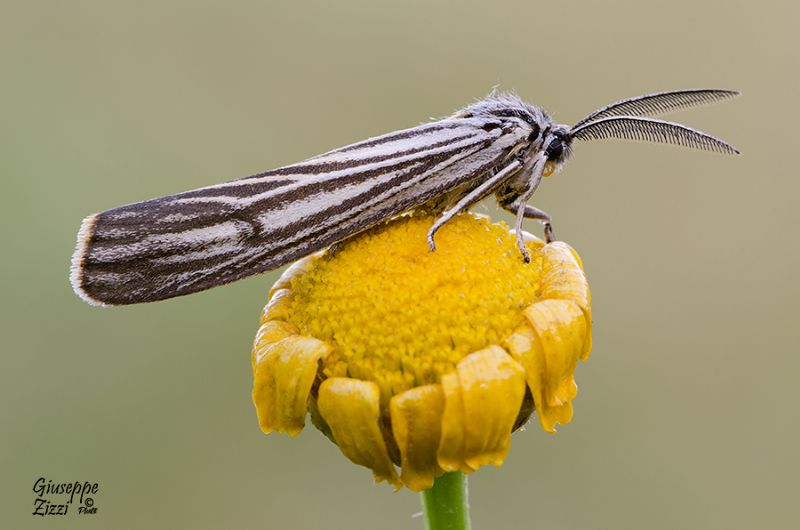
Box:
70 213 108 307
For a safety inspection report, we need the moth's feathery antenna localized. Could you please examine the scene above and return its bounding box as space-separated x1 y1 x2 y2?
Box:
572 89 739 130
570 116 740 155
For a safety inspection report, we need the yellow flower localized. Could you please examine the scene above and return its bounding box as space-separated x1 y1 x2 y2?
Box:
251 213 592 491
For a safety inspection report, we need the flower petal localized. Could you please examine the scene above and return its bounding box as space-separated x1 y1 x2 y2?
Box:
390 384 445 491
437 346 526 472
252 320 298 369
252 335 330 436
540 242 592 359
505 299 588 432
317 378 401 487
268 254 320 299
260 288 295 325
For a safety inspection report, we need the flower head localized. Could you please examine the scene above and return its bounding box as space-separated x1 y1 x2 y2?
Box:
252 213 592 491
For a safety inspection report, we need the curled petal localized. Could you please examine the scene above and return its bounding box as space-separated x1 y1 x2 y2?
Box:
438 346 526 472
505 299 588 432
390 384 445 491
524 301 585 407
252 320 298 369
540 242 592 359
260 288 295 325
317 378 401 487
252 335 330 436
268 254 321 299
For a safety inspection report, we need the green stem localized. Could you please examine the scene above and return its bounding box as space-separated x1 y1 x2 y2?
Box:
420 472 471 530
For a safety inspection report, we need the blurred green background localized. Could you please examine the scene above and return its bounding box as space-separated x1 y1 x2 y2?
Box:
1 1 797 529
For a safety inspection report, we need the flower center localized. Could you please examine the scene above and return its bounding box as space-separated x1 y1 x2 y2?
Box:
285 214 546 406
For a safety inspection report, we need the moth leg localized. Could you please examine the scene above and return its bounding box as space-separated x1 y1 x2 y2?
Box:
427 160 522 251
499 197 555 262
521 205 556 243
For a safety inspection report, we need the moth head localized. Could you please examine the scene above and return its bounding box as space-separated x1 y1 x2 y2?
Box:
541 125 573 177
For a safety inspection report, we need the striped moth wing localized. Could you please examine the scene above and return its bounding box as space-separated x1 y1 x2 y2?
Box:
71 117 528 305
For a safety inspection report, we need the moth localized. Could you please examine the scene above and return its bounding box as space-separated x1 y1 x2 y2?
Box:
71 88 739 306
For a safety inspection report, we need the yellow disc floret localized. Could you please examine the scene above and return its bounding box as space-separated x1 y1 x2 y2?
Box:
287 214 544 406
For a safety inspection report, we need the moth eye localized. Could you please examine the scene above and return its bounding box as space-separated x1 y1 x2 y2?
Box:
527 123 541 142
545 139 563 160
543 161 556 177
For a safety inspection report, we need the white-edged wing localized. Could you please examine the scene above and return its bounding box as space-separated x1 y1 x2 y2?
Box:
71 117 527 305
